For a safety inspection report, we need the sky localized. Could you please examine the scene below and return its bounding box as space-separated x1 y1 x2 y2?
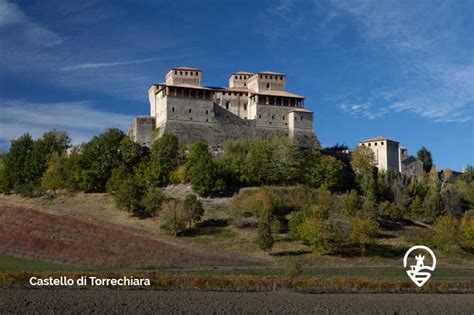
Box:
0 0 473 170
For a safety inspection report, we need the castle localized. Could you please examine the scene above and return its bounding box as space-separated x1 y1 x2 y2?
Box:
129 66 319 150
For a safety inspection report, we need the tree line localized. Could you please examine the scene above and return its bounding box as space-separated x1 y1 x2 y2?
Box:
0 129 472 245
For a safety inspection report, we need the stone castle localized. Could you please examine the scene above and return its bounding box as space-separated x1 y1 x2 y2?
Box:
129 66 319 150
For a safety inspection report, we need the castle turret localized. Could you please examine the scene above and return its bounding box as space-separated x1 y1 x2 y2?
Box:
247 71 286 92
165 66 202 86
229 71 254 88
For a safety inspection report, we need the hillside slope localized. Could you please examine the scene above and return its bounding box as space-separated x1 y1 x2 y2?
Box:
0 198 265 269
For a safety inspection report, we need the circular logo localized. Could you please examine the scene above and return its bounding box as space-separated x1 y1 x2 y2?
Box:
403 245 436 287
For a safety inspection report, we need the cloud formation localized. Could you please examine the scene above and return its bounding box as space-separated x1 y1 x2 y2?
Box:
0 0 62 46
0 99 132 149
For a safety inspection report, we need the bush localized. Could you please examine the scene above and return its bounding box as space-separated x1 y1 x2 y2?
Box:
184 194 204 227
113 176 146 217
169 165 188 184
432 216 459 253
379 201 404 220
459 211 474 250
160 199 190 236
142 188 166 218
341 189 362 217
256 212 274 253
148 133 179 186
350 217 379 255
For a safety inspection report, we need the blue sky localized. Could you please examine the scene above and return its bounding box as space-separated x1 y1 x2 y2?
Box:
0 0 473 170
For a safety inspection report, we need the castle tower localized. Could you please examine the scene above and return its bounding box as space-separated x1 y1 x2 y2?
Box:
165 66 202 86
229 71 254 88
359 137 400 172
246 71 286 92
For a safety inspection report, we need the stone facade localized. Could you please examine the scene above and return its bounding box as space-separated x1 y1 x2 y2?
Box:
359 137 424 178
130 66 319 149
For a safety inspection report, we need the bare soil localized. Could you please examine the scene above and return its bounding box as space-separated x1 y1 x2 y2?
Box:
1 289 473 314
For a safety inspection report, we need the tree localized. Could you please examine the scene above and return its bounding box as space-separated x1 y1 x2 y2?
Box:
305 155 347 191
113 175 146 217
423 184 444 220
341 189 362 217
256 212 274 253
3 133 35 193
417 146 433 173
184 193 204 228
351 145 376 175
0 155 7 193
187 141 225 196
410 195 424 218
75 129 127 192
459 210 474 250
141 188 166 218
41 152 68 195
148 133 179 186
350 217 379 255
432 216 459 253
160 199 190 236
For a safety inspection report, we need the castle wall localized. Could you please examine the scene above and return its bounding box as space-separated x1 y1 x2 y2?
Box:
129 116 156 146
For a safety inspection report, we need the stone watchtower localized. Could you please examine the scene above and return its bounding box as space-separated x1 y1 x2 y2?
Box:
129 66 320 149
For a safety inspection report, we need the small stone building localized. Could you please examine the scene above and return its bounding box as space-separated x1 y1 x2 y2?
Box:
358 137 424 178
129 66 319 150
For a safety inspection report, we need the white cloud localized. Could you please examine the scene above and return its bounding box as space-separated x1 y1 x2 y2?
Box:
327 0 474 123
59 56 185 71
0 0 62 46
0 99 133 147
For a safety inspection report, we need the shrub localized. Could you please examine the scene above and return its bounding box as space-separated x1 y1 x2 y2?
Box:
160 199 190 236
350 217 379 255
169 165 188 184
288 211 305 240
341 189 362 217
142 188 166 218
41 152 68 195
379 201 404 220
459 211 474 250
432 216 459 253
256 212 274 253
184 193 204 227
113 176 146 217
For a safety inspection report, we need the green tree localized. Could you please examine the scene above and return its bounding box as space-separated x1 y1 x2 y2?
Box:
160 199 189 236
141 188 166 218
187 141 225 196
305 155 346 191
417 146 433 173
113 175 147 217
148 133 179 186
432 216 459 253
0 155 7 193
341 189 362 217
351 145 376 174
410 195 424 218
423 184 444 220
459 210 474 250
41 152 68 195
3 133 35 193
350 217 379 255
184 193 204 228
75 129 127 192
256 212 274 253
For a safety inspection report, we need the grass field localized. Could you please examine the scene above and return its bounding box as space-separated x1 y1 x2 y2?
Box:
0 256 78 272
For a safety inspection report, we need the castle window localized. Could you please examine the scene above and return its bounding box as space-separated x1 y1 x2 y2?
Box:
185 71 188 75
282 116 285 120
180 71 183 75
244 117 247 119
243 103 247 110
265 75 267 79
259 114 262 119
226 102 230 109
205 110 208 115
375 143 378 146
368 143 371 147
269 121 272 125
190 117 193 120
172 107 175 112
189 109 192 113
206 119 208 122
174 71 177 75
266 83 270 89
300 116 303 121
244 83 246 86
381 142 384 145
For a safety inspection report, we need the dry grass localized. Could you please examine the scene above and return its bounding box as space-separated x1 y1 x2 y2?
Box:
0 197 265 269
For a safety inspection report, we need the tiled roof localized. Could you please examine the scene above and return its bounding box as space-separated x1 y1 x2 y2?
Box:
288 108 312 113
170 66 200 71
232 71 254 75
250 90 304 98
